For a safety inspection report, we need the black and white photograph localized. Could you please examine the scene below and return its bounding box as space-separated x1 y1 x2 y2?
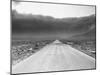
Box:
11 0 96 74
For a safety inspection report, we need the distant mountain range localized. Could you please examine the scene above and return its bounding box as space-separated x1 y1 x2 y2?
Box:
12 10 96 40
69 23 96 40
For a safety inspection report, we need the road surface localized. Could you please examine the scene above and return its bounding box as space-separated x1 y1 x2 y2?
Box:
12 40 95 74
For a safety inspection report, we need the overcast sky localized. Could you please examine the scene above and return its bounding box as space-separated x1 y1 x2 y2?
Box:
12 1 95 18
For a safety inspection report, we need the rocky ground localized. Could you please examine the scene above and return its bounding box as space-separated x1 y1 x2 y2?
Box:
61 40 96 58
11 40 53 65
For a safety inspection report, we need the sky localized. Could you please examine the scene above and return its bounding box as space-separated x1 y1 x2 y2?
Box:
12 1 95 18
